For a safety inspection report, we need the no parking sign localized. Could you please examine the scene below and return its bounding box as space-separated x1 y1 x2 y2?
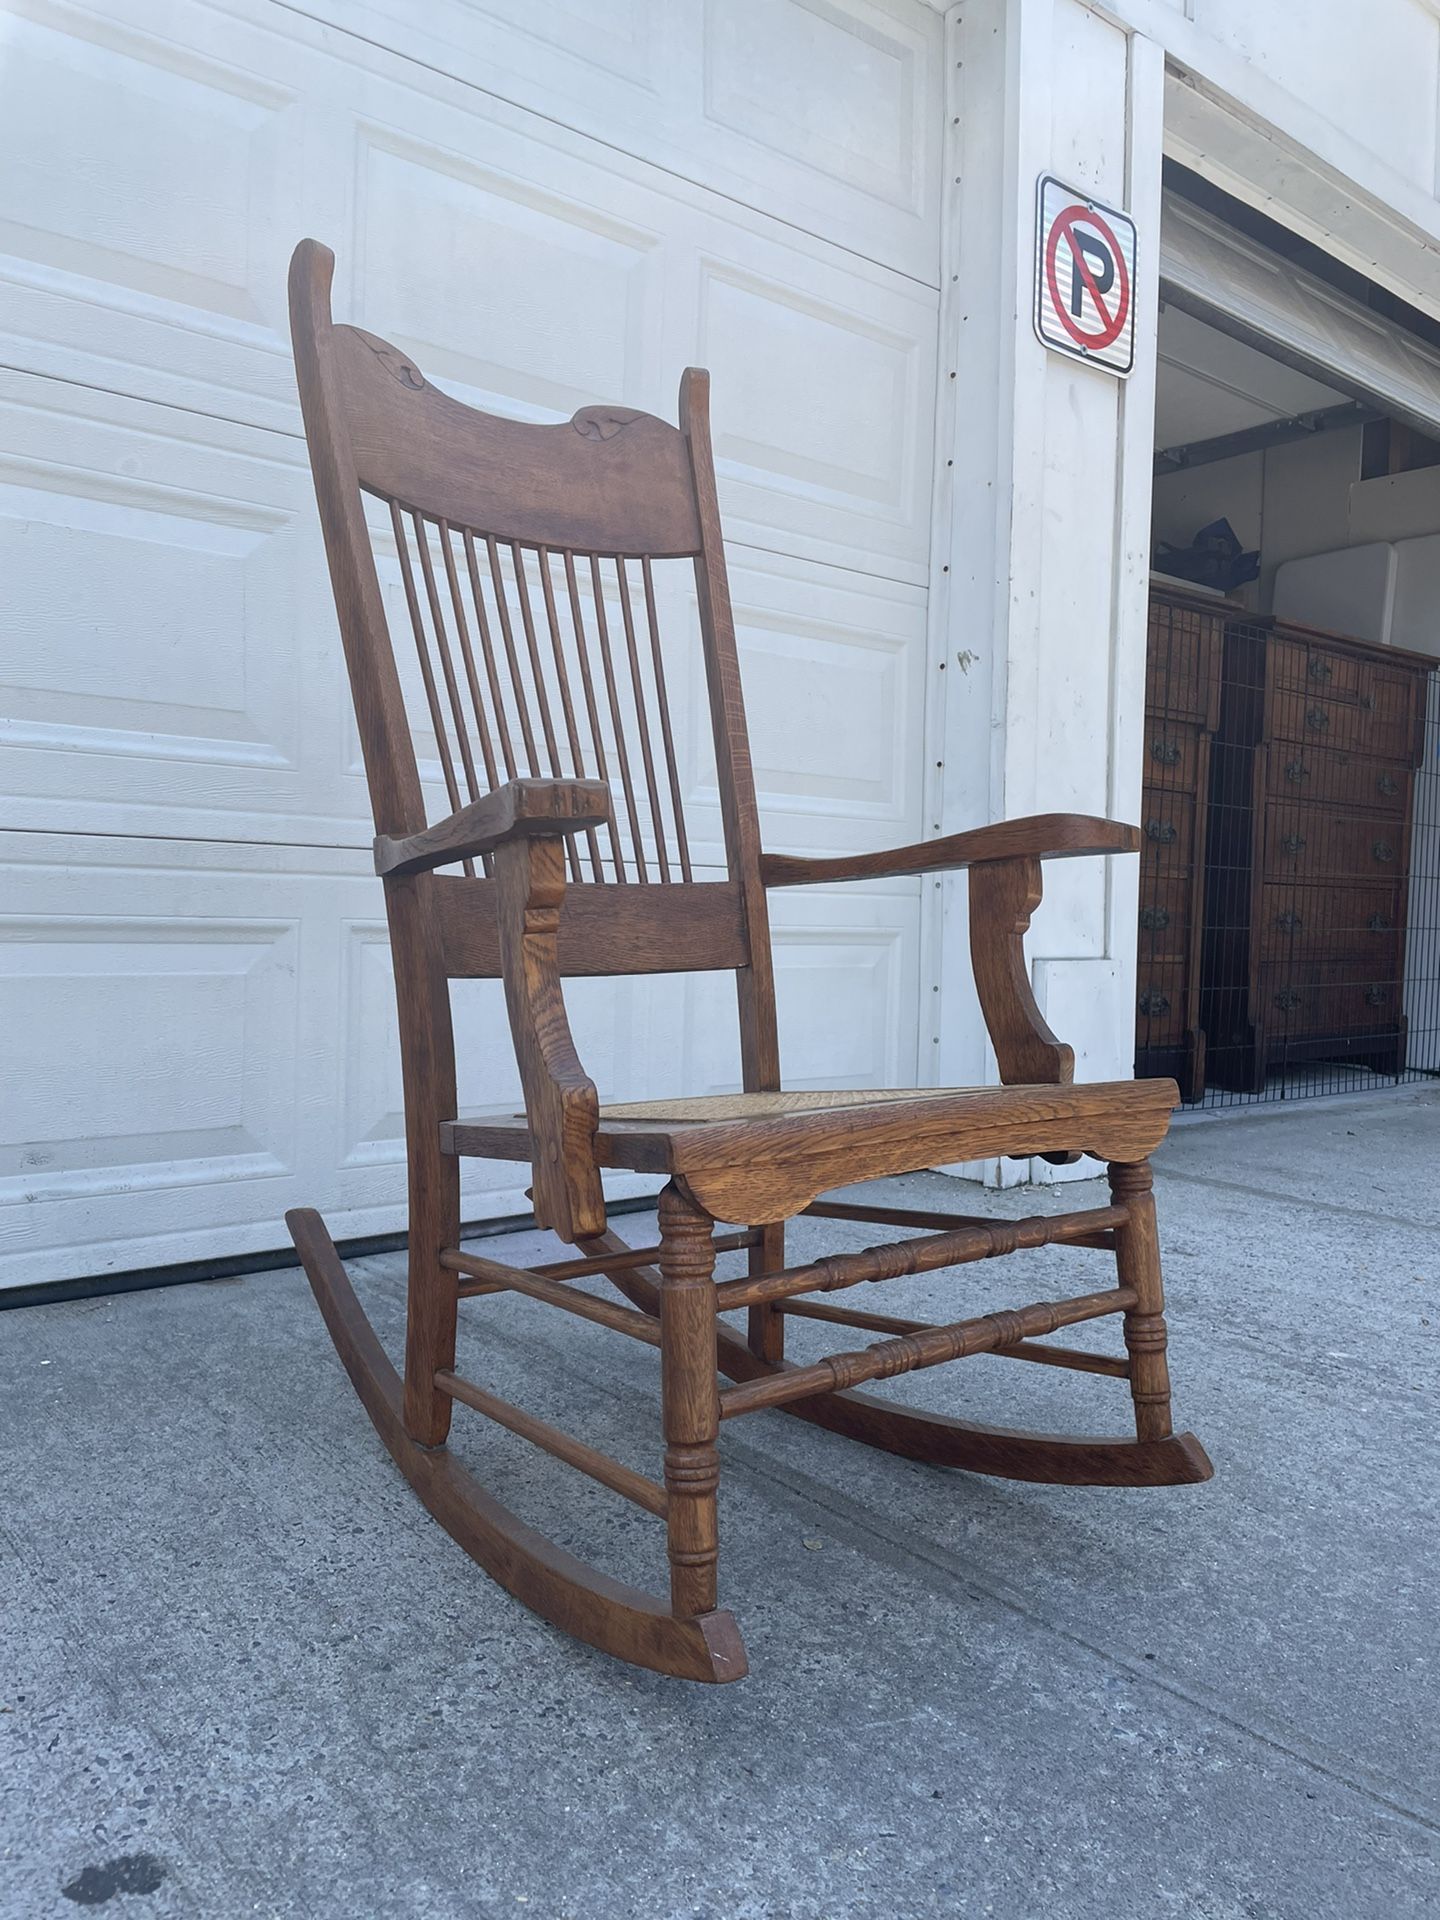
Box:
1033 175 1137 375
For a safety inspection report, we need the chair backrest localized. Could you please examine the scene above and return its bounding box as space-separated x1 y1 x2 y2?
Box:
288 241 781 1144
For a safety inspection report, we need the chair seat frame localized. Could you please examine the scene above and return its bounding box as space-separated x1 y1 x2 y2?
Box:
284 239 1213 1683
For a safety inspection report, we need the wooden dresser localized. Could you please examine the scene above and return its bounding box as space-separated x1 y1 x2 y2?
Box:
1203 617 1432 1091
1134 583 1229 1100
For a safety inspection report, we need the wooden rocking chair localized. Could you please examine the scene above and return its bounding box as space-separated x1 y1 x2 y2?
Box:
284 239 1213 1684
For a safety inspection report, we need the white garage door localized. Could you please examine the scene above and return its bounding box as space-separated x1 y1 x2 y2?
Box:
0 0 943 1285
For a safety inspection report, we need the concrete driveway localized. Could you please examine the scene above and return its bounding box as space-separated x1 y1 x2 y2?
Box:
2 1089 1436 1918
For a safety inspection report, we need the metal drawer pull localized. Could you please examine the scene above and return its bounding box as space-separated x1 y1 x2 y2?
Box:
1306 706 1330 732
1273 989 1303 1012
1139 905 1170 931
1276 910 1302 933
1285 758 1309 783
1368 912 1392 933
1282 833 1306 855
1145 819 1178 845
1307 656 1333 682
1361 692 1376 711
1150 737 1182 766
1364 986 1389 1007
1373 841 1395 864
1137 989 1170 1017
1377 772 1399 797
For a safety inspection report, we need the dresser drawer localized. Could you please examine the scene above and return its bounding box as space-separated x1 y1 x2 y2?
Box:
1136 873 1194 964
1140 790 1197 872
1270 635 1366 701
1134 962 1189 1043
1263 807 1405 881
1263 746 1410 816
1143 720 1206 795
1266 671 1422 761
1259 962 1403 1036
1256 882 1403 964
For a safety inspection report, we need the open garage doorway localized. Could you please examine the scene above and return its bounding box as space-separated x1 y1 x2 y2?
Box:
1136 168 1440 1107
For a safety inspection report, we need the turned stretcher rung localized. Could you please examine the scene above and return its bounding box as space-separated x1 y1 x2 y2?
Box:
995 1339 1130 1377
778 1298 1135 1374
802 1197 1119 1252
532 1229 758 1284
441 1248 662 1346
777 1298 1131 1376
436 1369 668 1516
457 1229 759 1295
713 1205 1129 1313
720 1284 1136 1418
778 1298 931 1336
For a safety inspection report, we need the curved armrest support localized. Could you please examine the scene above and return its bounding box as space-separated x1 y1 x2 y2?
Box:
493 833 606 1241
375 777 612 878
969 857 1073 1087
378 778 611 1239
759 814 1139 889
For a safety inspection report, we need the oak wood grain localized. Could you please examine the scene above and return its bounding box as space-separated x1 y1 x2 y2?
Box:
759 815 1141 889
442 1079 1179 1223
437 1368 669 1516
969 856 1075 1086
492 835 605 1239
375 777 611 877
435 877 749 979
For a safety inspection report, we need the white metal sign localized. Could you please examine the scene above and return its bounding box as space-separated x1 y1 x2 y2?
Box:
1034 175 1137 376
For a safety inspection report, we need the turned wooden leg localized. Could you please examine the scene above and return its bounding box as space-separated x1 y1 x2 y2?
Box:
747 1221 786 1365
402 1132 462 1448
1108 1159 1173 1443
659 1182 721 1618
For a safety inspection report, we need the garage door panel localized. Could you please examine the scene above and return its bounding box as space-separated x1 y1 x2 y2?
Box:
3 1 936 587
4 469 297 766
657 884 922 1101
337 87 936 579
680 548 927 863
0 371 350 840
0 0 301 424
1 916 297 1198
353 125 665 418
1 379 927 858
284 0 941 282
695 255 929 576
1160 193 1440 441
0 0 939 1283
0 835 312 1280
340 926 521 1172
771 894 922 1092
0 833 680 1284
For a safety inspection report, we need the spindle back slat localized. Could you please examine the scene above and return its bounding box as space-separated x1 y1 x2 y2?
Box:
562 548 626 883
289 239 778 1051
536 544 606 882
378 502 711 886
642 554 693 882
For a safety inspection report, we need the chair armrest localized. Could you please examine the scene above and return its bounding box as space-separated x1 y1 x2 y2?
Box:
374 778 611 878
759 815 1140 888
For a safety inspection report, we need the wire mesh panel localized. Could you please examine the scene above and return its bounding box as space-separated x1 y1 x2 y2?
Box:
1140 596 1440 1106
1134 588 1224 1100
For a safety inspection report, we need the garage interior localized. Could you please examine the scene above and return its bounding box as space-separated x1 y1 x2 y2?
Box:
1138 167 1440 1105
